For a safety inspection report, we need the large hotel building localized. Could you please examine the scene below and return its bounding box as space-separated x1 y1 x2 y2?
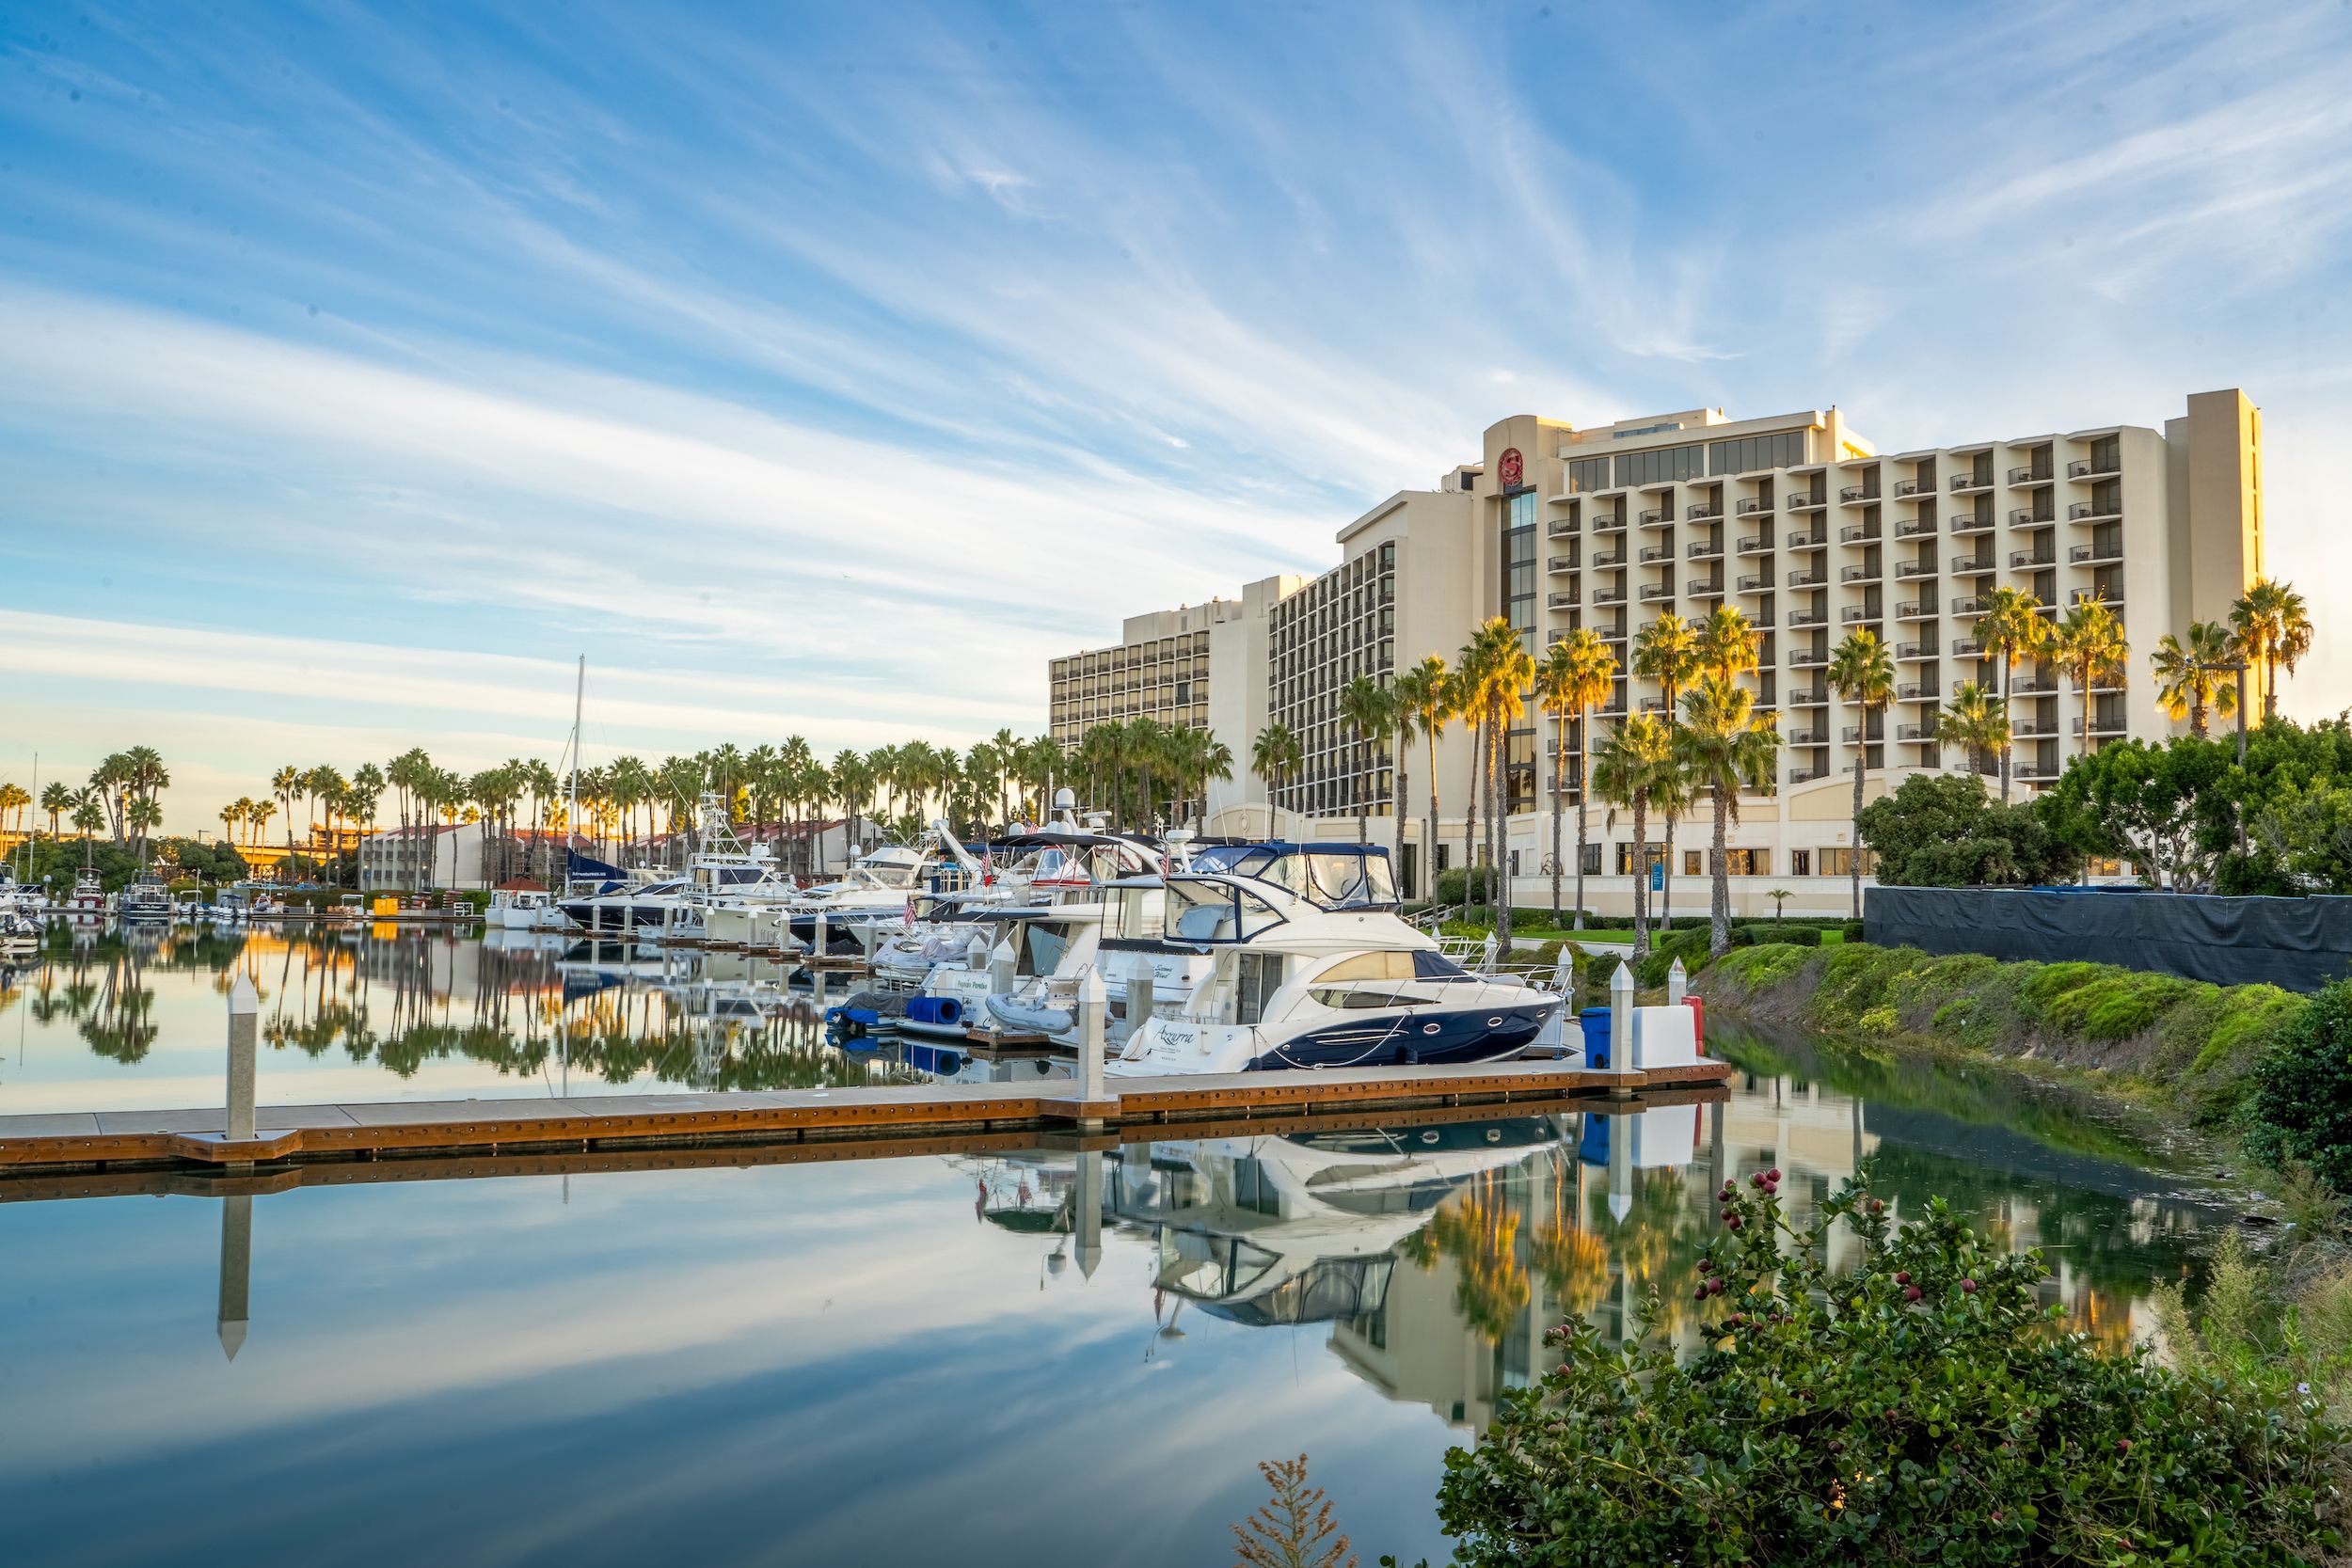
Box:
1046 389 2265 911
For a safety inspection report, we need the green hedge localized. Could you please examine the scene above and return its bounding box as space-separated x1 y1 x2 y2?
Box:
1702 940 2312 1132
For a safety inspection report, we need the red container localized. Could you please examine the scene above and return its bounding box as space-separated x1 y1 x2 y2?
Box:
1683 994 1706 1055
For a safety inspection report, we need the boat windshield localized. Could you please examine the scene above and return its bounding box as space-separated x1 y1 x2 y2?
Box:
1165 879 1287 943
856 859 922 891
1102 883 1167 942
1185 845 1398 911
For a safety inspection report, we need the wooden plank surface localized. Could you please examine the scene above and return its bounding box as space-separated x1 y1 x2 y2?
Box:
0 1056 1733 1172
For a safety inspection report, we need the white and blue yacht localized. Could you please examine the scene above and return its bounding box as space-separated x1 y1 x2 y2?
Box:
1108 843 1559 1076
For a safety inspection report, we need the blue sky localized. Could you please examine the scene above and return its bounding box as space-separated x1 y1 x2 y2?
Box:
4 0 2351 832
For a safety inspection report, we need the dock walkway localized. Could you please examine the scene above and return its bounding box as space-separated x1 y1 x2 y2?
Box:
0 1057 1730 1174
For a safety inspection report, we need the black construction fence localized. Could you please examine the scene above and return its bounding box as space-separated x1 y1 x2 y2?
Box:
1864 885 2352 992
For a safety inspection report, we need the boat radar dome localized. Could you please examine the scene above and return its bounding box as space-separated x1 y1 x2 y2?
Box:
1054 787 1077 811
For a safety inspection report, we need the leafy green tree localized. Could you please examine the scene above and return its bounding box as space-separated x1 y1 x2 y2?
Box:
2035 735 2231 890
1857 773 2076 887
2248 980 2352 1195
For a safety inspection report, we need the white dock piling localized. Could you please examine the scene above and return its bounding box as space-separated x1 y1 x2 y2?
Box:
1666 957 1688 1007
1607 960 1636 1098
1127 972 1154 1040
1076 967 1106 1112
226 976 259 1142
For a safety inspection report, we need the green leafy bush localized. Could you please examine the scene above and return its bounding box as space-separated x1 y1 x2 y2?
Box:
2248 980 2352 1194
1858 772 2078 887
1431 1173 2349 1566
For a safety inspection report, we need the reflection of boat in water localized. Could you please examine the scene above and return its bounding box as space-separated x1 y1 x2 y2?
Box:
1106 1117 1571 1325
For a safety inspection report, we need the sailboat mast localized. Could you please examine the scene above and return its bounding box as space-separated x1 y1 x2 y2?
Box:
568 656 584 863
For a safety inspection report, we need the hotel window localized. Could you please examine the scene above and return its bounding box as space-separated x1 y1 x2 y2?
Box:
1683 849 1702 876
1819 847 1879 877
1580 843 1601 875
1614 443 1705 487
1718 848 1768 876
1568 456 1610 494
1788 848 1811 877
1707 432 1807 476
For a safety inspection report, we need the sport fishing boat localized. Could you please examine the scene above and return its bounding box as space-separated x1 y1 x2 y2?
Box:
57 868 109 921
116 873 174 924
559 796 796 937
1108 843 1560 1076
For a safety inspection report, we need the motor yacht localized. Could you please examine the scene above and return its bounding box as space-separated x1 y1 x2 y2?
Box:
559 795 795 936
56 868 108 921
116 874 174 924
1109 843 1559 1075
486 888 566 931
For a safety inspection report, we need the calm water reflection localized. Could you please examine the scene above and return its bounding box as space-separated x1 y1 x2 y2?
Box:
0 1036 2222 1567
0 923 900 1112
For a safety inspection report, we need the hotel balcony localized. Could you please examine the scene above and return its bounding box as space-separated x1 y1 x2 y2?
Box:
1895 600 1937 622
2010 508 2055 529
2070 542 2122 565
1789 647 1830 668
1895 557 1935 580
1789 687 1830 707
2068 500 2121 522
1591 549 1625 568
1594 587 1626 605
1547 591 1579 610
1548 517 1580 538
2072 715 2128 737
1897 681 1939 702
1789 768 1828 784
1737 533 1772 555
1737 496 1773 515
1839 523 1880 544
1897 721 1938 742
1895 516 1936 540
1949 596 1986 618
2067 457 2121 480
1548 554 1580 574
2009 466 2054 486
1788 568 1827 588
1894 479 1926 499
1839 564 1875 583
1688 577 1725 598
1838 485 1878 504
1638 543 1674 563
1686 502 1724 521
1593 512 1627 533
1687 538 1724 560
2013 676 2058 695
1787 727 1826 746
2069 587 2122 608
1788 607 1827 627
1896 641 1938 660
1638 508 1670 527
1953 636 1985 657
1840 605 1877 625
2010 549 2058 569
1949 473 1994 495
1598 623 1629 642
1787 493 1828 512
1639 581 1674 600
1785 528 1829 549
1950 555 1996 576
2016 763 2062 783
2012 718 2058 738
1951 513 1994 536
1596 699 1628 717
1736 573 1771 594
1639 697 1669 715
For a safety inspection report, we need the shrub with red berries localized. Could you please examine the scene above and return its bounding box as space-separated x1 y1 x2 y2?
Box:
1429 1170 2349 1566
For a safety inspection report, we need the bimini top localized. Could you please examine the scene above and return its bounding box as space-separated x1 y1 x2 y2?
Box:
1185 842 1398 911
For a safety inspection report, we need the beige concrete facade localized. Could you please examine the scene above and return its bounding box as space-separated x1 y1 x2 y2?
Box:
1059 390 2265 914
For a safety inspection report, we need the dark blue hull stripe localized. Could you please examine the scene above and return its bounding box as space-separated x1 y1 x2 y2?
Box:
1248 1003 1555 1070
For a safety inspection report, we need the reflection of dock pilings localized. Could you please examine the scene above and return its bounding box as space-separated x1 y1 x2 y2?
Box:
216 1193 250 1362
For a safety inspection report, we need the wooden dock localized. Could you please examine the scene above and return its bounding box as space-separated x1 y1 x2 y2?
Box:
0 1057 1731 1176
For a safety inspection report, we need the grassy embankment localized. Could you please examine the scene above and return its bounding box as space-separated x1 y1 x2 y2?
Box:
1703 941 2308 1133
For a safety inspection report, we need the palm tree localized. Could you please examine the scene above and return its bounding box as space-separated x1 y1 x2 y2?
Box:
1632 613 1701 928
1677 673 1783 958
2052 596 2130 766
1826 627 1897 921
1180 729 1234 833
2150 621 2240 738
271 765 302 859
1592 715 1674 958
40 780 72 842
1534 627 1617 928
71 791 104 867
1250 722 1302 816
1972 587 2048 802
1397 655 1454 904
1462 618 1532 930
2230 578 2312 721
1939 681 2010 782
1337 675 1393 850
246 797 277 853
1449 647 1486 908
126 796 163 871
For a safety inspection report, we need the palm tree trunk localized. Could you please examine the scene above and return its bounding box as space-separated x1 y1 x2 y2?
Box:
1490 705 1511 938
1572 715 1591 932
1999 659 2014 804
1631 796 1650 958
1463 719 1481 914
1424 730 1439 911
1392 728 1409 899
1851 740 1866 921
1709 788 1733 958
1549 715 1565 925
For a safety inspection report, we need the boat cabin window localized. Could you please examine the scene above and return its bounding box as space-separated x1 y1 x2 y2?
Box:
1103 885 1166 942
1311 951 1419 984
1167 879 1284 943
1020 921 1077 977
860 859 921 891
1186 845 1398 911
